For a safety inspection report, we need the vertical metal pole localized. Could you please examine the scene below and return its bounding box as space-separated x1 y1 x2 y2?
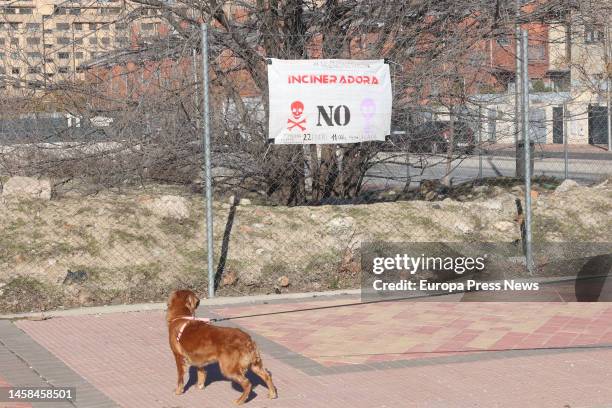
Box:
478 106 483 178
521 29 534 274
563 102 569 179
192 48 200 129
606 24 612 151
201 23 215 298
514 0 521 175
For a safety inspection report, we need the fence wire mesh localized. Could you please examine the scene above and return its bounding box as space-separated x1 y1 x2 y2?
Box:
0 0 611 312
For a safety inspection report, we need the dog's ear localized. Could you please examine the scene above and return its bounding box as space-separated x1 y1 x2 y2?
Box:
188 292 200 312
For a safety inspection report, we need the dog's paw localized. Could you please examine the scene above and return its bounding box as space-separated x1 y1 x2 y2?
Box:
174 387 184 396
269 389 278 399
234 398 245 405
197 383 205 390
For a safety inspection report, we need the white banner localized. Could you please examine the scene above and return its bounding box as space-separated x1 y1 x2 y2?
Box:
267 59 392 144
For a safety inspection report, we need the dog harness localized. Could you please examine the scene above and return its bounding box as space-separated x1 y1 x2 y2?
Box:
172 316 211 343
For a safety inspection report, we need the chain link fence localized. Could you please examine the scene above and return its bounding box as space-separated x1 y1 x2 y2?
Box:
0 0 611 312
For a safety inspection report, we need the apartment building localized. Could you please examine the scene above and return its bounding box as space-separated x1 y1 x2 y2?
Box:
0 0 164 93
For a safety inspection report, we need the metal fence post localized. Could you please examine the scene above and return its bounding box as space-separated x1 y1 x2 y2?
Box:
521 29 534 274
606 23 611 151
202 23 215 298
563 102 569 180
478 106 483 179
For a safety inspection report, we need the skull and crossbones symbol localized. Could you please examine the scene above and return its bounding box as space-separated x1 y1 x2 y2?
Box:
287 100 306 131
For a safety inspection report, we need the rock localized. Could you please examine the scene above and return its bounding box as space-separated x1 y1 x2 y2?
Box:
78 288 95 305
478 199 503 211
255 248 265 255
2 176 51 200
425 191 436 201
63 269 88 285
142 195 189 219
455 221 473 234
278 275 290 287
241 268 262 286
555 179 579 193
221 270 237 286
494 221 515 232
473 185 488 194
326 216 355 233
240 198 252 206
511 185 523 194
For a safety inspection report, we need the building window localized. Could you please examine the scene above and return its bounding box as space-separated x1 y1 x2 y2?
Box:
9 23 19 30
57 23 70 31
101 37 110 45
496 34 510 46
141 23 154 31
11 67 19 75
0 38 4 45
58 67 70 73
27 52 41 58
584 25 604 44
528 44 545 61
57 37 71 45
58 52 70 59
10 38 18 45
69 8 81 15
26 23 40 31
4 8 16 14
27 66 41 74
115 23 127 30
74 38 83 45
88 37 97 45
89 23 98 31
26 37 40 45
74 23 83 30
19 7 33 14
54 6 66 14
75 51 83 59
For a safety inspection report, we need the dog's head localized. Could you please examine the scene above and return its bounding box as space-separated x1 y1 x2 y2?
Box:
166 289 201 322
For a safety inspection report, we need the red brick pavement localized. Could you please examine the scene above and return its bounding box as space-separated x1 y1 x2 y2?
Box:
14 300 612 408
0 378 32 408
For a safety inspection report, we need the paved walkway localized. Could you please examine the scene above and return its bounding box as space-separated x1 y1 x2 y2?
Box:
3 297 612 407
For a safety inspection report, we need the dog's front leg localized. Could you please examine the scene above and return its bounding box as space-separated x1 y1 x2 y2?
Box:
197 367 207 390
173 354 186 395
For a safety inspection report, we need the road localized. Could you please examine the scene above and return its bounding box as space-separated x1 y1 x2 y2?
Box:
366 153 612 188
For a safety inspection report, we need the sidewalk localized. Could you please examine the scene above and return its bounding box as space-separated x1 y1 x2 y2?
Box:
3 296 612 407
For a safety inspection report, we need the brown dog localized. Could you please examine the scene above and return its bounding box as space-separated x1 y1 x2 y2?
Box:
166 290 277 405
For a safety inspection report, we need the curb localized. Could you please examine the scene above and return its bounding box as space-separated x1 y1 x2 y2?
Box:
0 288 361 320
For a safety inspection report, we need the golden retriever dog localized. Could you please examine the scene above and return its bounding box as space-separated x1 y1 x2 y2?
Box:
166 289 277 405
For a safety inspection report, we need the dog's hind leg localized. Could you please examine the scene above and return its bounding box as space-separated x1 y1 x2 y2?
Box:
229 374 252 405
197 367 207 390
251 361 277 399
221 360 252 405
173 354 186 395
